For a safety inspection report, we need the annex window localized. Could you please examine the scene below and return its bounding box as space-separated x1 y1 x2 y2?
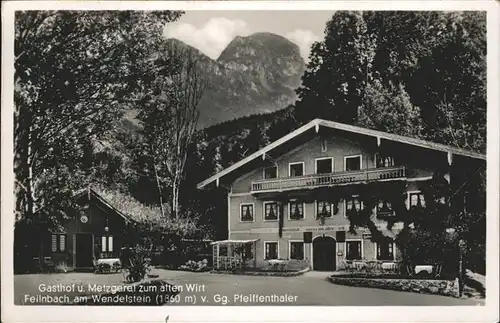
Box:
375 154 395 168
346 241 362 260
264 242 279 260
289 201 305 220
376 241 395 261
316 201 332 218
409 192 426 208
344 155 362 171
263 165 278 179
51 234 66 253
315 158 334 174
101 236 114 252
289 241 305 260
264 202 279 221
240 204 254 222
289 162 304 177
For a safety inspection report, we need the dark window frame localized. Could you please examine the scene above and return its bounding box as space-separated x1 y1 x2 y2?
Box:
289 241 305 260
240 204 254 222
289 201 305 220
346 240 362 260
264 202 279 221
264 242 279 260
316 200 332 218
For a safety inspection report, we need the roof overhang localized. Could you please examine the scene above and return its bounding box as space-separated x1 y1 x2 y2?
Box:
197 119 486 190
210 239 259 245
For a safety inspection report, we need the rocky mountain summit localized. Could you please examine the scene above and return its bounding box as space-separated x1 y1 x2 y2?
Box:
166 33 306 128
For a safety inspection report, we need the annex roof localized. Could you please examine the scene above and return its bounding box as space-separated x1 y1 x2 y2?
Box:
197 118 486 189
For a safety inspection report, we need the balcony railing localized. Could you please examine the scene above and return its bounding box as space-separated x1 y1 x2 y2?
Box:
251 166 406 193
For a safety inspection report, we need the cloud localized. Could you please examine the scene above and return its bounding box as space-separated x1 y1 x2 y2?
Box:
284 29 321 61
164 17 249 59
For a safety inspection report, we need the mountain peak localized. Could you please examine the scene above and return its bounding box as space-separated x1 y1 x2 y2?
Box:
217 32 301 63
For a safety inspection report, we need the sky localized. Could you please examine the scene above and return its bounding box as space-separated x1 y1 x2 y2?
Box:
163 11 335 61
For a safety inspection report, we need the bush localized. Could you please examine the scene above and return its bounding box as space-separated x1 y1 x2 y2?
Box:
124 246 152 282
179 259 210 272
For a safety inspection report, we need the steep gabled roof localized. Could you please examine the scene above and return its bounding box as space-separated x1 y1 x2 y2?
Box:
197 118 485 189
72 187 133 222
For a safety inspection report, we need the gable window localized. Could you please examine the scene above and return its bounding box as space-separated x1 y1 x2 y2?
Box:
289 201 305 220
375 154 395 168
315 157 334 174
346 240 362 260
377 199 394 217
409 192 426 208
316 201 332 218
289 162 304 177
289 241 305 260
376 241 395 261
263 165 278 179
345 155 362 171
51 234 66 253
264 242 278 260
264 202 279 221
240 204 254 222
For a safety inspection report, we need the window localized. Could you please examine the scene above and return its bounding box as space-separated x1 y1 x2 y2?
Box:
316 201 332 218
263 165 278 179
289 241 305 260
264 202 279 221
289 201 305 220
289 162 304 177
101 236 113 252
219 245 228 256
375 154 395 168
409 192 426 208
243 243 253 260
51 234 66 252
346 241 362 260
377 199 394 217
264 242 278 260
376 241 395 261
345 155 362 171
345 196 363 213
321 139 328 152
315 158 333 174
240 204 254 222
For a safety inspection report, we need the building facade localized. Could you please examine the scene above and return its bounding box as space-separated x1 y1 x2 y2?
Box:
15 188 131 272
197 119 485 271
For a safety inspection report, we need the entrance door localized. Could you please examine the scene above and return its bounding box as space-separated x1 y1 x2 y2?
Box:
75 233 94 268
313 236 336 271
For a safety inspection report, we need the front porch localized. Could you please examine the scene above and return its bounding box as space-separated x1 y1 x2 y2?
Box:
211 239 259 270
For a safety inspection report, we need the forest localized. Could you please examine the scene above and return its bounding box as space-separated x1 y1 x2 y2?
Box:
14 11 486 270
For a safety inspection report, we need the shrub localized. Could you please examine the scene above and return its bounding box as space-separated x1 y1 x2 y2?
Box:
179 259 210 272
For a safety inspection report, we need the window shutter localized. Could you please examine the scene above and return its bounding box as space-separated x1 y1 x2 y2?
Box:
59 235 66 252
101 236 107 252
108 236 113 252
51 235 57 252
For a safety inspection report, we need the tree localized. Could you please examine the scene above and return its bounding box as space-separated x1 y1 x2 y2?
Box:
294 11 376 125
138 41 208 219
357 79 424 137
14 11 184 224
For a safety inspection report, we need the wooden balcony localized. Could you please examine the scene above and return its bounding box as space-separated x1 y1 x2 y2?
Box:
251 166 406 193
